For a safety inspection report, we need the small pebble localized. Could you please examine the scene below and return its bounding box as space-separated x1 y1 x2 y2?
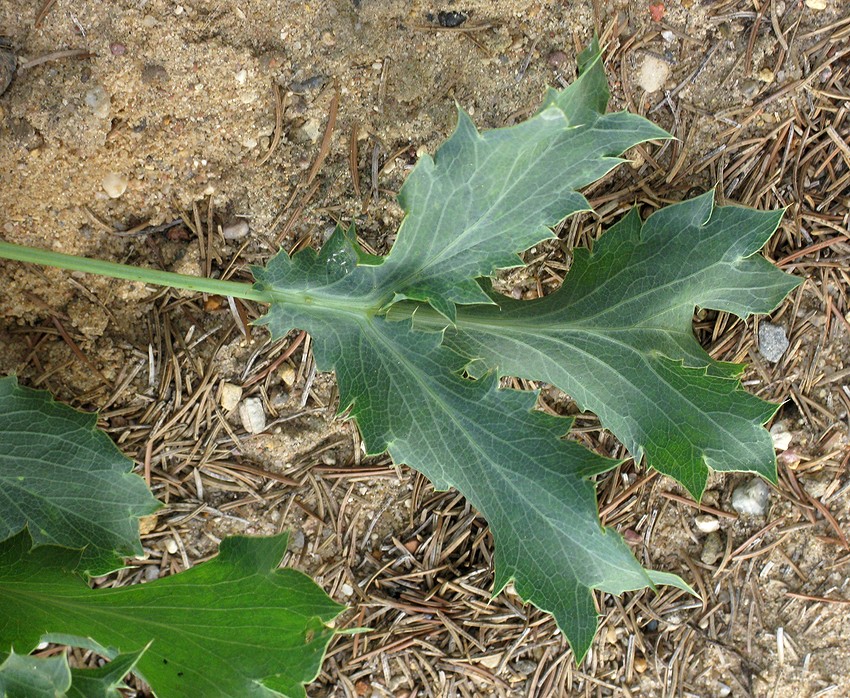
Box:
141 63 169 85
437 10 467 27
341 583 354 596
804 0 826 9
234 68 248 84
220 382 243 411
84 86 111 118
700 531 723 564
222 219 250 240
278 364 296 386
290 529 305 549
512 660 537 676
740 79 761 100
239 397 266 434
143 565 160 582
478 654 502 669
694 514 720 533
299 118 322 142
770 423 793 450
732 478 770 516
757 68 775 83
102 172 129 198
638 55 670 93
758 322 789 363
164 537 179 555
547 50 568 68
110 42 126 56
634 656 648 673
804 478 829 500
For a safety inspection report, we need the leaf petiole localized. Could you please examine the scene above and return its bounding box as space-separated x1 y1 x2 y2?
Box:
0 240 268 303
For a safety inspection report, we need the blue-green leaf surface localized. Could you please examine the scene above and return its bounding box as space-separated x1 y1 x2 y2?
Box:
252 38 668 322
439 193 801 497
249 45 795 660
0 376 160 575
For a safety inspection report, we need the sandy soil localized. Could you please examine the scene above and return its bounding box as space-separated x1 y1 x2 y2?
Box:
2 1 849 696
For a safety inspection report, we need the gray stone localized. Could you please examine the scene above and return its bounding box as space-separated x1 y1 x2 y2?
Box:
239 397 266 434
732 478 770 516
758 322 789 363
700 531 723 565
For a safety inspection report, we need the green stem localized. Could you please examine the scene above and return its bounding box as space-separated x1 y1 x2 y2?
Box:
0 241 270 303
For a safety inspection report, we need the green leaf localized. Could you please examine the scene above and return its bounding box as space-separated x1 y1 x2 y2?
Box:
0 531 344 698
250 49 797 656
259 290 663 656
0 651 71 697
438 192 801 497
0 376 160 575
247 45 800 660
252 38 668 322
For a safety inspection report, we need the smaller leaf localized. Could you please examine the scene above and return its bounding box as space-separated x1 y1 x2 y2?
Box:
0 648 144 698
0 651 71 698
0 531 344 698
0 376 160 575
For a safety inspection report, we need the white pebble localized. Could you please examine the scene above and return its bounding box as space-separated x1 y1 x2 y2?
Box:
222 219 250 240
770 423 793 451
341 583 354 596
732 478 770 516
102 172 128 198
220 382 243 411
84 86 111 118
694 514 720 533
299 118 321 143
235 69 248 84
804 0 826 9
239 397 266 434
164 537 179 554
638 55 670 93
